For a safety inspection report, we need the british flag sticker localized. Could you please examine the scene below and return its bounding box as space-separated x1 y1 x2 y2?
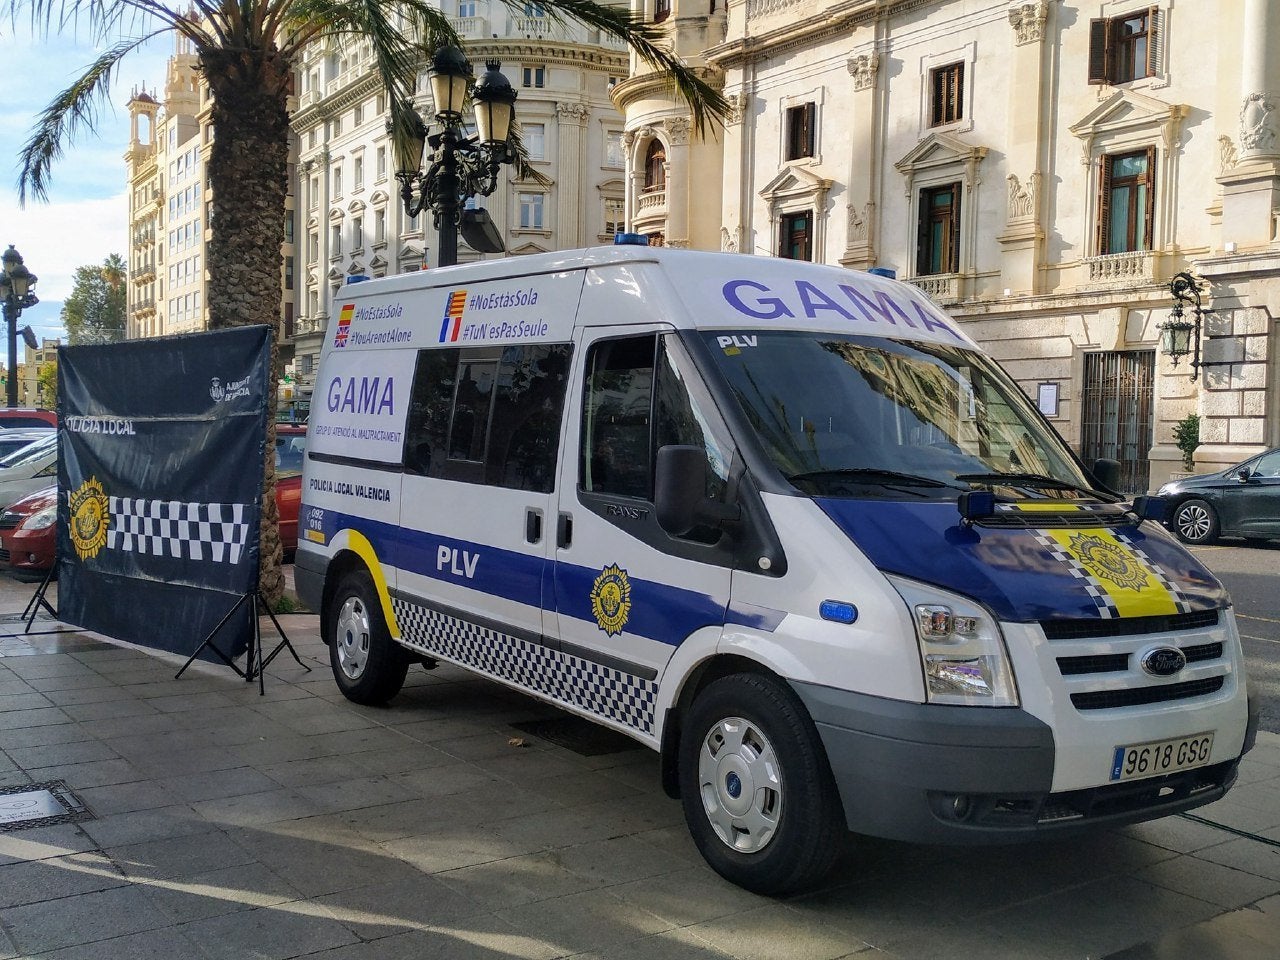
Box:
334 304 354 348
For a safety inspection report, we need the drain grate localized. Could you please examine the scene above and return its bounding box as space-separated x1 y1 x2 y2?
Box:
0 781 95 833
510 717 643 757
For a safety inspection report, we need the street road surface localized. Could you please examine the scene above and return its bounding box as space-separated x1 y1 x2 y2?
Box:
1188 538 1280 734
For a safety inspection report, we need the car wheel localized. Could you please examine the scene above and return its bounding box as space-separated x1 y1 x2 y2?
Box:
328 568 409 705
1172 498 1220 544
679 673 845 896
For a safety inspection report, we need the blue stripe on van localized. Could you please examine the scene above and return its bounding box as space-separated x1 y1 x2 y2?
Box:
312 507 736 646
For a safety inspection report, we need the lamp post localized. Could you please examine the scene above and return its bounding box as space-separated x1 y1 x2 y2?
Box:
0 246 39 409
393 49 518 267
1158 271 1227 383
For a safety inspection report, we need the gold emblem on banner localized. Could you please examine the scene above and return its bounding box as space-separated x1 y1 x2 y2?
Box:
69 477 110 561
590 563 632 636
1065 532 1150 592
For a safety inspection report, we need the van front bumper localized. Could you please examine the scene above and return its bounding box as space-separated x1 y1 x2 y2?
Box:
790 680 1241 845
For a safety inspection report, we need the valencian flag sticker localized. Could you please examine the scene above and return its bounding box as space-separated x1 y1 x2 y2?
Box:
57 327 272 660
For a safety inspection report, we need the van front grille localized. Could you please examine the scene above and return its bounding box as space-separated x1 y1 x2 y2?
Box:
1041 609 1219 641
1070 677 1224 711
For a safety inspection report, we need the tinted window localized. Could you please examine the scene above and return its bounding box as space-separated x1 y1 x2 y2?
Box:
0 433 57 469
404 344 571 493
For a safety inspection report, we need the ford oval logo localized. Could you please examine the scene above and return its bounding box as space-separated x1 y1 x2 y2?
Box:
1141 646 1187 677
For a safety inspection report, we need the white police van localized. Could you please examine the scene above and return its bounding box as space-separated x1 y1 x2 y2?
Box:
295 244 1257 895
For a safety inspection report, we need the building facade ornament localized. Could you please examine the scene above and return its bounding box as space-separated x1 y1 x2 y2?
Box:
665 116 691 146
1007 2 1049 46
847 53 880 92
556 101 591 125
1006 172 1037 221
1240 92 1277 152
1218 135 1239 173
721 226 740 252
726 92 751 126
847 202 869 241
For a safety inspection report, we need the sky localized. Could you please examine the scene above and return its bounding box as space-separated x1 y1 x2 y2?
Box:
0 17 171 365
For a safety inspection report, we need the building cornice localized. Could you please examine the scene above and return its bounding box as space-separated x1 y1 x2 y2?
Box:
612 66 726 116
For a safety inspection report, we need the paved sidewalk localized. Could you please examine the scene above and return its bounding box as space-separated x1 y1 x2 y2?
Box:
1 574 1278 960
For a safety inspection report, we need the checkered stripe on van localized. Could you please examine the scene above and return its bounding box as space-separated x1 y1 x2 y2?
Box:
1111 532 1194 614
392 599 658 734
107 498 250 564
1033 532 1119 618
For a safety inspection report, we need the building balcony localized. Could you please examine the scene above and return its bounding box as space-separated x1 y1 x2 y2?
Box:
906 273 961 304
448 16 489 38
512 16 566 39
637 187 667 212
1084 250 1155 285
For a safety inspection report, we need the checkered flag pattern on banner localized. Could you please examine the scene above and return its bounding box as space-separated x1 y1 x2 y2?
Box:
107 498 251 564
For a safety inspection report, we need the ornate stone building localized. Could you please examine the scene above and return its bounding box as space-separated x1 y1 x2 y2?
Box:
289 5 630 397
614 0 1280 492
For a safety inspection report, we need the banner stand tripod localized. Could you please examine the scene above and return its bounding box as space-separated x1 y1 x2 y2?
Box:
176 591 310 694
0 564 78 639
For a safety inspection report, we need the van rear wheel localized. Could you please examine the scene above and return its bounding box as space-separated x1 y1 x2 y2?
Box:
679 673 844 896
328 569 409 705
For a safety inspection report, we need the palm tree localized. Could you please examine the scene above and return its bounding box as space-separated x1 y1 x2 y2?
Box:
13 0 726 606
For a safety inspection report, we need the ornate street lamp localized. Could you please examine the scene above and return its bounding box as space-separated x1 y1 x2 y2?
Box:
1157 271 1226 383
0 246 40 408
394 49 518 267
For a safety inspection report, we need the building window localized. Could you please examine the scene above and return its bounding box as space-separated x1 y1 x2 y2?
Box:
332 164 343 197
375 208 387 244
309 176 319 210
654 0 671 23
930 63 964 126
376 145 387 180
354 103 364 126
605 130 624 167
458 0 477 15
330 223 342 256
604 197 625 235
917 183 961 275
524 122 545 160
644 140 666 191
1090 8 1158 85
285 257 295 291
354 155 364 189
519 193 545 230
522 66 546 89
353 216 364 251
779 211 812 261
784 103 816 160
1098 148 1155 254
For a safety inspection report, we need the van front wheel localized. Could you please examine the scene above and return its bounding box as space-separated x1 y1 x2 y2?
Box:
328 570 409 705
679 673 844 896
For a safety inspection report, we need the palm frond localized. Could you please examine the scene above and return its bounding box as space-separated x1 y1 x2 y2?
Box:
17 31 163 204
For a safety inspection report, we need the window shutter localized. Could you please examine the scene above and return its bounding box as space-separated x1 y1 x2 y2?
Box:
1088 19 1110 84
1097 157 1112 255
949 183 962 273
955 64 965 122
804 102 816 157
1146 6 1161 78
916 192 930 275
1142 145 1157 249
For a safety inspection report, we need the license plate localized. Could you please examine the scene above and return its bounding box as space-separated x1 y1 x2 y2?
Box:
1110 732 1214 782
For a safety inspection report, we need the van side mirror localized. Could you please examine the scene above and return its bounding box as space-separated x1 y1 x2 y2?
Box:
655 446 705 536
1091 457 1121 492
655 445 739 536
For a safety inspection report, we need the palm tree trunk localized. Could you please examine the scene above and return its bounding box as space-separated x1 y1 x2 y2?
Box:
201 48 292 607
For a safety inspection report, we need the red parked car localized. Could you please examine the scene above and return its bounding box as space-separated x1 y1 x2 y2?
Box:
0 426 308 576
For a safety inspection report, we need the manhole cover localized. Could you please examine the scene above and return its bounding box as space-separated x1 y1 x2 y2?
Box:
0 781 94 833
510 717 643 757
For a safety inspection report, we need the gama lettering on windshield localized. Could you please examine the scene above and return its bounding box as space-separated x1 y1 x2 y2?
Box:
721 279 963 342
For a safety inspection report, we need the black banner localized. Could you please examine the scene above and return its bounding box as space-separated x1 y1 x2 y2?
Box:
57 327 272 660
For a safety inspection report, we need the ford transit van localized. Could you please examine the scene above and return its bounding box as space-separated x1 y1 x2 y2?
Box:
295 245 1257 895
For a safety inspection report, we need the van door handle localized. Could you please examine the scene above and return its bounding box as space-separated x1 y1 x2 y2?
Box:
557 512 573 549
525 508 543 544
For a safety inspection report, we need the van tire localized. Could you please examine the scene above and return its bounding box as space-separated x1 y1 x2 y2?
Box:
327 569 409 705
679 673 844 896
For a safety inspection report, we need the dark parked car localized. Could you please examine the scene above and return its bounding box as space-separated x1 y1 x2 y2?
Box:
1156 447 1280 544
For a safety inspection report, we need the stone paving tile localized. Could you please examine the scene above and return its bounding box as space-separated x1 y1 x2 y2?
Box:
23 757 148 790
5 736 121 770
1134 853 1280 909
0 852 129 909
293 773 420 814
567 927 743 960
77 779 183 817
684 902 872 960
0 692 53 712
192 786 326 828
141 859 307 924
37 682 140 705
59 698 161 721
604 867 771 928
0 705 72 730
434 850 606 910
0 825 99 866
0 882 174 955
0 720 96 749
112 744 243 778
79 803 214 849
303 917 562 960
106 830 260 882
174 902 362 960
1193 833 1280 882
493 888 674 957
257 753 372 788
313 875 488 938
33 925 208 960
157 765 284 803
0 678 33 696
381 824 547 875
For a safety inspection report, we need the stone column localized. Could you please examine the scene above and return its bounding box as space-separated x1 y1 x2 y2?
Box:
839 51 880 270
1220 0 1280 247
664 116 691 247
995 1 1048 294
556 102 590 245
622 129 638 232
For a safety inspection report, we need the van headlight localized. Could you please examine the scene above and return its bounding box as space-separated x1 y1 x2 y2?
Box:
886 575 1018 707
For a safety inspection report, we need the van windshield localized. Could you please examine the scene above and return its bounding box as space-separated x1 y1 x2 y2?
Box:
700 331 1095 500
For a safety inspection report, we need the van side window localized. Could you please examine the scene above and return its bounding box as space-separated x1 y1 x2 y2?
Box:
404 344 571 493
582 334 731 510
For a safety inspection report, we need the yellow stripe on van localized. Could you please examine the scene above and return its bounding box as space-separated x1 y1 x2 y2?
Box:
1010 501 1080 513
1040 527 1179 618
344 529 402 638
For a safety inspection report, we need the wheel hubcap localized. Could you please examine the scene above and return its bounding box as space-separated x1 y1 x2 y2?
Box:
334 595 370 680
1178 505 1210 540
697 716 782 854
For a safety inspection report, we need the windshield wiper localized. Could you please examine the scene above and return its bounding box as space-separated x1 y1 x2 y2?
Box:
955 472 1099 497
788 468 954 489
